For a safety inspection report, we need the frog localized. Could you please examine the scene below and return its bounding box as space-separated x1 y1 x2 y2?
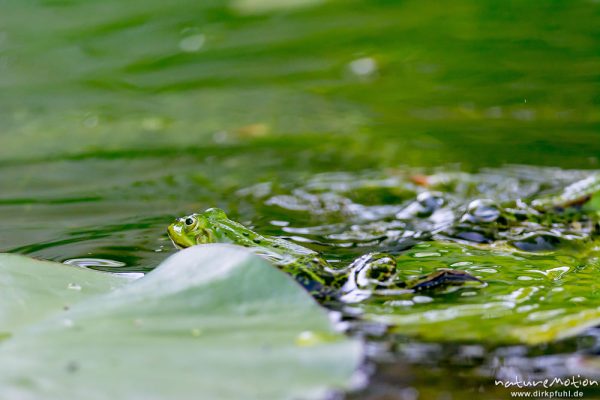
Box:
167 208 482 303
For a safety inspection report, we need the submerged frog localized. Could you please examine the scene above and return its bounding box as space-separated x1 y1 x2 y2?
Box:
167 208 482 302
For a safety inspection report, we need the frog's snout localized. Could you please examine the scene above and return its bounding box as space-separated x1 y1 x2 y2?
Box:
167 220 195 249
167 222 179 238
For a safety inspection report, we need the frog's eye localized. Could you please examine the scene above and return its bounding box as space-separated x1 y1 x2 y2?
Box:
184 217 196 227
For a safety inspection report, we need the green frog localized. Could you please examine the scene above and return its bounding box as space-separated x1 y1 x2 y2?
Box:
167 208 482 302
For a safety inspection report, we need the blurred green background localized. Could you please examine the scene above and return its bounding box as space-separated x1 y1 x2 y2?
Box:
2 0 599 166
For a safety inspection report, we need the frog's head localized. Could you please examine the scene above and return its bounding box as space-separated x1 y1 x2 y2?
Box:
167 208 232 248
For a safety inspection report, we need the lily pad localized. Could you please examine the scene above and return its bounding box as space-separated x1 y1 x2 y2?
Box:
0 253 133 333
0 245 361 400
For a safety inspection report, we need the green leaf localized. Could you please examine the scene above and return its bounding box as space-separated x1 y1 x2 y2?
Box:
0 253 133 334
0 245 361 399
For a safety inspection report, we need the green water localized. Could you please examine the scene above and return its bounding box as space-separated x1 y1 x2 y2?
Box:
2 0 600 398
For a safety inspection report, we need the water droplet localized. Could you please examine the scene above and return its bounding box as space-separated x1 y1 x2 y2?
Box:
179 34 205 52
67 283 82 291
348 57 377 77
63 319 74 328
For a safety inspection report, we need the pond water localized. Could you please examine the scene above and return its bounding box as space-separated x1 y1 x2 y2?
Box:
2 0 600 398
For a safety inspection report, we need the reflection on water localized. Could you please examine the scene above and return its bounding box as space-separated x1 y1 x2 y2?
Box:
346 332 600 399
63 257 126 268
64 258 145 279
